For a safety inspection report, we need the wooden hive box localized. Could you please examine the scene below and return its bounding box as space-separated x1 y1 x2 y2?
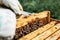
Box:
13 11 60 40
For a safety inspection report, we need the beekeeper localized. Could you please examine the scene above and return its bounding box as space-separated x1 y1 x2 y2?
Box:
0 0 30 40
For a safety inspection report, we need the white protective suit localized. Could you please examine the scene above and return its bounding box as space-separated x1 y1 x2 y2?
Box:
0 0 31 40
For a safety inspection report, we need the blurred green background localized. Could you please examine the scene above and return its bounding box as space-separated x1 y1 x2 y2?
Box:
19 0 60 20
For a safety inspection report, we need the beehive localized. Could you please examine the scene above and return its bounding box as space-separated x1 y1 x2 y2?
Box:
13 11 60 40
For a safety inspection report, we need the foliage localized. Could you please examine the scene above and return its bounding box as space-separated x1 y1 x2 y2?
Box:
19 0 60 20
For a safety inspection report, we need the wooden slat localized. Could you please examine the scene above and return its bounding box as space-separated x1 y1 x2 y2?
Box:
51 18 60 23
45 30 60 40
19 21 56 40
47 11 50 23
32 23 60 40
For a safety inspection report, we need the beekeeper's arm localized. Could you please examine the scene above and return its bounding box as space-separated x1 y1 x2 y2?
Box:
0 0 31 15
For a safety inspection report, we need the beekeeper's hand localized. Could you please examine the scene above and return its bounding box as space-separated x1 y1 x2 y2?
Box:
1 0 22 14
1 0 31 16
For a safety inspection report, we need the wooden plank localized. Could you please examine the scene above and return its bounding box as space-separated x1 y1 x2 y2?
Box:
45 30 60 40
51 18 60 23
47 11 50 23
19 21 56 40
32 23 60 40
